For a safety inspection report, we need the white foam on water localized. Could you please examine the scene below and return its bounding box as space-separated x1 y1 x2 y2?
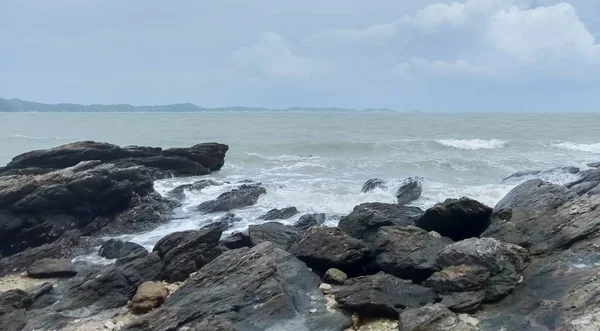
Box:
435 139 508 150
552 142 600 153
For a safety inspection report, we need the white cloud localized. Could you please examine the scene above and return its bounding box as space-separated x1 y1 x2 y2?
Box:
308 22 399 46
394 58 494 77
232 31 325 79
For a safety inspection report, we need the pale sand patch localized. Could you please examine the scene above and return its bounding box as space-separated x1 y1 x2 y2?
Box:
0 273 57 293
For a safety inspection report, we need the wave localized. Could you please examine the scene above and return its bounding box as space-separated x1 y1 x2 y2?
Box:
435 139 508 150
552 142 600 153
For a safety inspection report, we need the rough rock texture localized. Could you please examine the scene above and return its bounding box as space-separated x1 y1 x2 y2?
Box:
502 166 580 182
124 242 350 331
324 268 348 285
220 231 251 250
396 177 423 205
248 222 300 250
588 161 600 168
437 238 528 302
494 179 600 253
290 227 371 275
480 219 530 249
197 184 267 213
166 179 220 201
0 289 32 330
416 197 492 241
202 213 242 232
1 141 228 178
565 168 600 196
374 226 452 282
258 206 299 220
424 265 490 293
399 303 479 331
98 239 147 259
440 291 486 313
131 281 169 315
153 227 224 282
362 178 387 193
295 213 327 231
334 272 438 318
339 203 424 243
26 258 77 278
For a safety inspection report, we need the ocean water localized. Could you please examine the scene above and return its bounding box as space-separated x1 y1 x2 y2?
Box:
1 112 599 251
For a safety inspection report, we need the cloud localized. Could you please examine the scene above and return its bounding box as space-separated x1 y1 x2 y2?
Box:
232 31 325 79
394 58 494 78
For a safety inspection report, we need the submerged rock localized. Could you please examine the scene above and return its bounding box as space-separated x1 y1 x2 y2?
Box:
502 166 579 182
290 227 371 275
588 161 600 168
26 258 77 278
124 242 350 331
415 197 492 241
294 213 327 231
197 184 267 213
258 206 299 220
166 179 220 201
396 176 423 205
362 178 387 193
98 239 147 259
248 222 300 250
201 213 242 232
339 203 424 243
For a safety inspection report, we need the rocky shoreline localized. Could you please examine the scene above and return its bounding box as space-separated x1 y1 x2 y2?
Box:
1 141 600 330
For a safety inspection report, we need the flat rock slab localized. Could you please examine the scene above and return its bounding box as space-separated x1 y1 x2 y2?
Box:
27 259 77 278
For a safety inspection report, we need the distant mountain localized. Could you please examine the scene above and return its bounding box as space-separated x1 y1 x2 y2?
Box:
0 98 397 113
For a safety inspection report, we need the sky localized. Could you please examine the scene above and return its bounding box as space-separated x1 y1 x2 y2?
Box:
1 0 600 111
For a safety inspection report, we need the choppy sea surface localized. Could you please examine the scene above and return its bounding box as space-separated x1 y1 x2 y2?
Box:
1 112 599 252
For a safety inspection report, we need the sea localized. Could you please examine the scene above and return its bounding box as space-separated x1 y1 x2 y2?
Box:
1 112 599 254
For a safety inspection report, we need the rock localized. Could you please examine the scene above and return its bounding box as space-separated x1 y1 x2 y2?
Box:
131 281 169 315
480 219 530 249
324 268 348 285
105 320 116 329
424 265 490 293
197 184 267 213
166 179 220 201
494 179 600 253
248 222 300 250
2 141 228 178
220 231 251 250
396 177 423 205
201 213 242 232
99 239 147 259
153 227 224 282
339 203 424 243
588 161 600 168
334 272 438 318
362 178 387 193
0 289 32 331
565 168 600 196
124 242 350 331
290 227 371 275
440 291 486 313
374 226 452 282
258 206 299 220
294 213 326 231
437 238 528 302
399 303 479 331
319 283 333 293
26 258 77 278
415 197 492 241
502 166 580 182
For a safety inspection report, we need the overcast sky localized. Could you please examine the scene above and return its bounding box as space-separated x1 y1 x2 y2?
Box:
1 0 600 111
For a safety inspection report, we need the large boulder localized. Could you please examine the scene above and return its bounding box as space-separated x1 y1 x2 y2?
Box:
415 197 492 241
396 177 423 205
197 184 267 214
374 226 452 282
98 239 147 259
258 207 299 220
220 231 251 250
480 219 530 249
131 281 169 315
494 179 600 253
153 227 224 282
399 303 479 331
338 203 424 243
248 222 300 250
333 272 438 318
436 238 528 302
26 258 77 278
294 213 326 231
290 227 371 275
124 242 350 331
362 178 387 193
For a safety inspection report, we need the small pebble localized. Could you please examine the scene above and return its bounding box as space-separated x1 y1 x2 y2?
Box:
319 283 332 292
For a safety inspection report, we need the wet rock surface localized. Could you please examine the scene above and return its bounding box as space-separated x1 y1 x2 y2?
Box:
294 213 327 231
99 239 147 260
248 221 300 250
258 206 299 220
362 178 387 193
197 184 267 213
396 177 423 205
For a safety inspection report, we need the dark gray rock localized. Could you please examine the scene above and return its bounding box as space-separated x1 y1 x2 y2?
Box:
202 213 242 232
424 265 490 293
166 179 220 201
481 219 530 249
197 185 267 213
565 168 600 196
338 202 424 243
416 197 492 241
396 176 423 205
440 291 486 313
153 227 224 282
294 213 326 231
437 238 528 302
0 289 32 331
399 303 478 331
98 239 147 259
502 166 580 182
588 161 600 168
26 258 77 278
220 231 251 250
374 226 452 282
362 178 387 193
258 207 299 220
124 242 350 331
290 227 371 275
248 222 300 251
333 272 438 318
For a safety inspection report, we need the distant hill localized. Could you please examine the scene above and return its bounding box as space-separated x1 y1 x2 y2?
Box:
0 98 396 113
